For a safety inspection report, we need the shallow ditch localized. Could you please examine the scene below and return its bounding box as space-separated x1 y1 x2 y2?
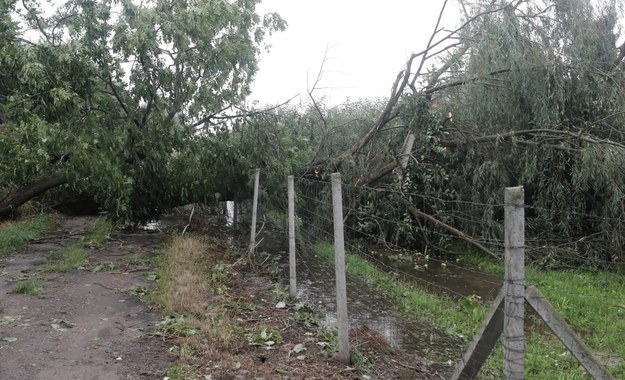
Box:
221 201 504 374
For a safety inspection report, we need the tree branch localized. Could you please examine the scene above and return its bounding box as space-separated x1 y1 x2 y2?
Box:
442 128 625 150
392 193 500 259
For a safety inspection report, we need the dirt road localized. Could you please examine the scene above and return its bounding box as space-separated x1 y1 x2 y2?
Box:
0 216 171 380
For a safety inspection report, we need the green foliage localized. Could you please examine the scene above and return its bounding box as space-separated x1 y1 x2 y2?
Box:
245 324 282 349
10 281 46 297
0 215 54 257
46 242 87 272
235 99 390 212
0 0 285 221
461 252 625 378
435 0 625 266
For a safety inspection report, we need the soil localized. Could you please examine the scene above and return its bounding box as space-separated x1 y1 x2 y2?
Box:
0 214 447 379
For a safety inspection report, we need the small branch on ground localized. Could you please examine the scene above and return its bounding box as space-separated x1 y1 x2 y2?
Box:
181 204 196 236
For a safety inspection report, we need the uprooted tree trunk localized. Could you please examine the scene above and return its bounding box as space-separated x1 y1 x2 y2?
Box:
0 173 67 217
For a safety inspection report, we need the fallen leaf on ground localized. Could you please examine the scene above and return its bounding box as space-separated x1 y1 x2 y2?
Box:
51 319 75 331
0 316 21 326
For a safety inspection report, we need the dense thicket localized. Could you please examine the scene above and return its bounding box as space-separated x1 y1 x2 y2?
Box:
246 0 625 269
0 0 284 221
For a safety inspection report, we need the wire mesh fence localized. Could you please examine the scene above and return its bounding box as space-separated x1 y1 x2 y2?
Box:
248 169 624 379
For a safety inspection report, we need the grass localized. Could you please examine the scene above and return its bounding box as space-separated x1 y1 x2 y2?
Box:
150 235 217 315
46 218 113 272
313 240 625 379
312 241 485 340
463 254 625 379
0 215 54 257
84 218 113 245
147 234 241 379
10 281 46 297
147 235 239 368
46 241 87 272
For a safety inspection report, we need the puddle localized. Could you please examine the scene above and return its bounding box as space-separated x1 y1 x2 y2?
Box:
138 220 162 232
257 226 466 371
235 207 504 373
365 250 502 300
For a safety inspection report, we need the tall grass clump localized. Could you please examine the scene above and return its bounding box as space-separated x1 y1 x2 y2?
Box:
46 242 87 272
151 235 213 314
0 215 54 257
149 235 235 344
85 218 114 245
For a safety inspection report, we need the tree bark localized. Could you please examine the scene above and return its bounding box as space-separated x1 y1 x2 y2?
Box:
0 173 67 217
392 193 499 259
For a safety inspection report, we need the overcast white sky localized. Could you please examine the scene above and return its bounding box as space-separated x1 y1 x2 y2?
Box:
250 1 461 106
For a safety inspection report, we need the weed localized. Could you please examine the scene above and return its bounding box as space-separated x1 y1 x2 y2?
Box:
292 301 320 327
0 316 20 326
165 362 196 379
92 262 116 272
169 342 197 358
269 258 281 278
315 327 338 354
142 272 158 281
46 242 86 272
271 284 290 302
157 315 199 337
126 285 149 297
349 350 372 370
245 324 282 349
85 218 114 245
0 215 54 257
10 281 45 297
225 298 256 315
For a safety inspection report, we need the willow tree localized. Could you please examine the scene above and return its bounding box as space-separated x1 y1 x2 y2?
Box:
428 0 625 266
0 0 284 220
279 0 625 266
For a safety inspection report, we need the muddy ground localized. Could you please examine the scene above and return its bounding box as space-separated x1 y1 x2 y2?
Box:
0 214 446 379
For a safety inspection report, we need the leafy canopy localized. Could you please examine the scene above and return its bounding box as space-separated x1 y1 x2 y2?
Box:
0 0 285 220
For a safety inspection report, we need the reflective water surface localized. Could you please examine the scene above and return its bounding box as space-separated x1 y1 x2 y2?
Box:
226 203 503 373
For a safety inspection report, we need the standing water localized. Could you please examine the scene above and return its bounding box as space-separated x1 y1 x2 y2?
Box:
256 226 485 373
229 203 502 374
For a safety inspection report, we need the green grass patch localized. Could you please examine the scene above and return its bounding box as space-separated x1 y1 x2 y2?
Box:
84 218 114 245
10 281 46 297
44 218 113 272
46 242 87 272
313 241 625 378
312 241 485 340
458 253 625 378
0 215 54 257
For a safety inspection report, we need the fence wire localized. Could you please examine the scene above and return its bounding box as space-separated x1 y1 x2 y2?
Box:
254 173 625 379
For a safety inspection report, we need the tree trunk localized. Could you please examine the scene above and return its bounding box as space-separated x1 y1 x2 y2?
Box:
0 173 67 217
